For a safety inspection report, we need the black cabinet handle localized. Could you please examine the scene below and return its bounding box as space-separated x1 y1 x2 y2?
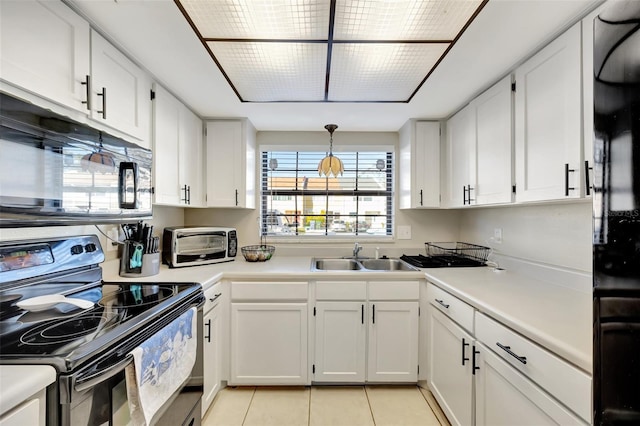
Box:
97 87 107 118
187 185 191 204
372 304 375 324
496 342 527 364
472 345 480 375
564 163 575 196
361 304 364 324
81 75 91 110
467 185 475 204
205 319 211 343
463 185 467 205
462 338 470 366
435 298 450 309
181 185 189 204
235 189 239 206
420 189 423 206
585 160 593 196
208 293 222 303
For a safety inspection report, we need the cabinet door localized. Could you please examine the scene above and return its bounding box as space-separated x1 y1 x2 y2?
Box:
206 121 245 207
0 398 41 426
152 84 181 205
230 303 308 385
179 105 204 206
398 120 441 209
368 301 418 382
314 301 366 383
476 343 586 426
514 23 582 202
90 30 151 143
445 103 476 207
202 304 221 416
0 0 90 113
473 75 514 205
428 307 474 426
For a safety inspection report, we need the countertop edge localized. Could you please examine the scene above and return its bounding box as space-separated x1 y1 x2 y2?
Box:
0 365 56 416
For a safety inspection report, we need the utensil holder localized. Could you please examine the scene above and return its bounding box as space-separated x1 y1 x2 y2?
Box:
119 243 160 277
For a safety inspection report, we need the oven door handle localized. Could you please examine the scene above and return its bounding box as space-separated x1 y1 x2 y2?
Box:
74 355 134 392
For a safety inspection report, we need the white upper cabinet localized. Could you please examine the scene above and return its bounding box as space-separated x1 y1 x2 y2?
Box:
398 120 441 209
514 23 582 202
90 30 151 143
444 103 476 208
152 84 204 206
444 76 513 208
472 75 514 205
205 120 256 208
1 0 90 113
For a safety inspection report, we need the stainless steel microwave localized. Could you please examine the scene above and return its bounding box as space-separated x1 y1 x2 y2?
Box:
0 92 152 226
162 227 237 268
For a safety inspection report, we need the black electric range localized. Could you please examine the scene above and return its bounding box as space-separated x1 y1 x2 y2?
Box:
400 254 486 268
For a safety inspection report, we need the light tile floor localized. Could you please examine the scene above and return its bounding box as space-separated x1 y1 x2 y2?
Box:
203 385 450 426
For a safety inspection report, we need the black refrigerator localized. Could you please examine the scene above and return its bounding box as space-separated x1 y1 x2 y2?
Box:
593 1 640 424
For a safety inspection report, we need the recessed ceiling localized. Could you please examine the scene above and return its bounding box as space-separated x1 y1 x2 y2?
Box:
175 0 487 102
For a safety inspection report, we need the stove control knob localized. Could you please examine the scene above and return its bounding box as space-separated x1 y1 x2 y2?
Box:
71 245 84 255
84 243 97 253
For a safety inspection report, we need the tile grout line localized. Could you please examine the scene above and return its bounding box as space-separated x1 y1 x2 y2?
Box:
363 385 377 426
308 386 312 426
241 387 257 426
417 386 446 426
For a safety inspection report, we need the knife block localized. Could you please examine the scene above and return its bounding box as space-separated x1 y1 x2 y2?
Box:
119 242 160 277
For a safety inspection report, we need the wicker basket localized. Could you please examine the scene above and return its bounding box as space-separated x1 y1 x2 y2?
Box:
241 245 275 262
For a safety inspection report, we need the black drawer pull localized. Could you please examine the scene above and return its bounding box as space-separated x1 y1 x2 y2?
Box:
496 342 527 364
205 319 212 343
361 304 364 324
472 345 480 375
435 299 450 309
209 293 222 303
585 160 593 196
462 338 470 366
564 163 576 196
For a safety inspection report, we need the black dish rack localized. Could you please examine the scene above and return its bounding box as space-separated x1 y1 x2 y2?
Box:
426 242 491 264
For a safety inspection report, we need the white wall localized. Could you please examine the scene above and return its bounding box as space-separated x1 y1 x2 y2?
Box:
458 201 592 272
0 205 184 262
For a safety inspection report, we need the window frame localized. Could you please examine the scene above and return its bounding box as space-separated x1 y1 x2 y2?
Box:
259 145 395 241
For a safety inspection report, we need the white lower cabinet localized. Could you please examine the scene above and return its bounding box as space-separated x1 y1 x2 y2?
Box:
230 302 308 385
475 343 585 426
313 280 419 384
0 392 44 426
314 301 367 382
428 306 475 426
368 301 419 382
202 284 222 416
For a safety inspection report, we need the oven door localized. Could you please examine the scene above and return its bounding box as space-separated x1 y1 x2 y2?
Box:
175 232 228 264
59 306 203 426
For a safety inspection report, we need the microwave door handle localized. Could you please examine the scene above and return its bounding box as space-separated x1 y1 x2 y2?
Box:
74 355 134 392
118 162 138 209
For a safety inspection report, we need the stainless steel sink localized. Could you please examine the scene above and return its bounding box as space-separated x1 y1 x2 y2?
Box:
359 258 418 271
311 257 418 272
313 258 362 271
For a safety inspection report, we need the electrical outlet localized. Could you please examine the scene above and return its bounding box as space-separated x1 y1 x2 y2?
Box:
397 225 412 240
494 228 503 244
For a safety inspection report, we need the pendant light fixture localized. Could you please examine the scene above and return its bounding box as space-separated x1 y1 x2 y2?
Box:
318 124 344 177
81 133 116 174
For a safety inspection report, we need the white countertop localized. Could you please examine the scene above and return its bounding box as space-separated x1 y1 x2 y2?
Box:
0 365 56 416
424 267 592 374
101 256 591 374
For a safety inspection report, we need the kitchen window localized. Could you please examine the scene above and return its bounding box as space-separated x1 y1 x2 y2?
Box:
261 150 393 238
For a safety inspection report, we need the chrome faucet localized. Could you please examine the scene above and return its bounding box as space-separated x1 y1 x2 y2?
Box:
353 242 363 259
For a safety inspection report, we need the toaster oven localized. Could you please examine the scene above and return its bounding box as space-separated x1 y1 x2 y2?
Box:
162 227 237 268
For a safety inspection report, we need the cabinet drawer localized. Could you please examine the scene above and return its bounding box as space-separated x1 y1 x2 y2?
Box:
204 282 223 313
475 312 591 422
368 281 419 300
426 283 474 333
316 281 366 300
231 281 307 301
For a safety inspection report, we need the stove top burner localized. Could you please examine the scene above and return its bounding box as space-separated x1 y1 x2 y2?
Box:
400 254 486 268
21 313 118 345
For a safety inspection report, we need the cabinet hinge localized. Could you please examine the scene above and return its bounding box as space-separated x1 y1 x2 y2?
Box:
150 90 155 100
512 185 516 194
418 307 420 316
312 364 315 374
511 82 516 92
313 307 316 316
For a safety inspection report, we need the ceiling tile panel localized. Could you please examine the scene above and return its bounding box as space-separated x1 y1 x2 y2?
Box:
328 43 449 101
334 0 485 41
208 41 327 101
180 0 330 39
